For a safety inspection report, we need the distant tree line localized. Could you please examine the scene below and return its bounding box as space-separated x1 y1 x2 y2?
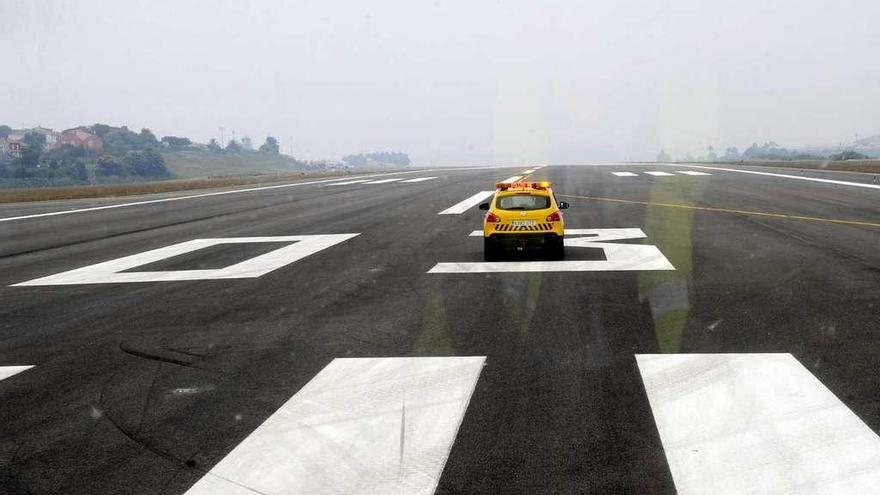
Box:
657 141 872 162
341 152 411 168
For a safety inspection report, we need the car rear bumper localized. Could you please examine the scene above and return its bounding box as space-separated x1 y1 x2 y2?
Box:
486 232 562 251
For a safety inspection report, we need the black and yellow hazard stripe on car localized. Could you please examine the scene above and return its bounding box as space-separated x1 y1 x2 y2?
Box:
493 223 554 232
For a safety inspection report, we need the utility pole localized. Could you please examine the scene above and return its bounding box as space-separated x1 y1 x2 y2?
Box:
232 129 237 144
219 127 225 145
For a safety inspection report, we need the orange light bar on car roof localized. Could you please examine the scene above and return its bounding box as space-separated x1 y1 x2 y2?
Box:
495 181 553 190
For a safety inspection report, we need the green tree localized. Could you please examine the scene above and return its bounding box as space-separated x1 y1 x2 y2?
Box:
161 136 192 148
259 136 280 154
0 125 11 139
225 140 241 152
23 132 47 151
95 155 125 176
207 138 222 152
139 128 159 147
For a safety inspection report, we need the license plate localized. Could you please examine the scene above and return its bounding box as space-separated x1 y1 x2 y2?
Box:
511 220 537 226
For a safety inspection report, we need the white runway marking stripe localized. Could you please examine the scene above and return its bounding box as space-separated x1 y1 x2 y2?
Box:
521 169 536 174
644 171 674 176
0 365 33 381
363 178 405 184
400 177 438 183
432 228 675 273
326 180 370 186
663 163 880 190
500 175 523 183
637 353 880 495
676 171 711 176
612 172 638 177
438 190 495 215
184 356 486 495
13 234 359 285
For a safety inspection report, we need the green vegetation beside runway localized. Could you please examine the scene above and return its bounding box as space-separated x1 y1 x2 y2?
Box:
161 149 308 178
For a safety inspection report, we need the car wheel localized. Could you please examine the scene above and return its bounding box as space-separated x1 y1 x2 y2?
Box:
548 237 564 260
484 238 498 261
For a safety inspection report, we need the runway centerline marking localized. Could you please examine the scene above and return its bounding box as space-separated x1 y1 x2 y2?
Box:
438 191 495 215
556 193 880 228
326 180 371 186
430 228 675 273
676 171 711 176
363 178 405 184
12 234 360 286
184 356 486 495
0 365 34 382
500 175 523 183
612 172 639 177
637 353 880 494
400 177 438 183
662 163 880 190
645 171 674 176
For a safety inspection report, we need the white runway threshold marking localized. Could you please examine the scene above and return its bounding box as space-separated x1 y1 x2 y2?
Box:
400 177 438 183
13 234 359 286
429 228 675 273
438 191 495 215
0 365 33 381
637 353 880 495
184 356 486 495
612 172 639 177
644 171 674 176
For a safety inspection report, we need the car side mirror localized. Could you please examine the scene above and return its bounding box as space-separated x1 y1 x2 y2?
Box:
558 201 570 210
478 203 490 210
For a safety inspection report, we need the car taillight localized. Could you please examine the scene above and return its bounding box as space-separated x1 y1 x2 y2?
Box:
546 211 561 222
486 212 501 223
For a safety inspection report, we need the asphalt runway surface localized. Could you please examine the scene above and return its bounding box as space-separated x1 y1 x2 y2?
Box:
1 164 879 494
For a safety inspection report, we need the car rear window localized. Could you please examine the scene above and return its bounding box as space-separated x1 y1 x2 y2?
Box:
496 194 551 210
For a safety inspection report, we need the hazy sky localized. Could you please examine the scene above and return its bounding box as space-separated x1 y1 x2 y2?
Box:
2 0 878 164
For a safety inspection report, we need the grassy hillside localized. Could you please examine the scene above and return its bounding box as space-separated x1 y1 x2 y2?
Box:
161 149 307 178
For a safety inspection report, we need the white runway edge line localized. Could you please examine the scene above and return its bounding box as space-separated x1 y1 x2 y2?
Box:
637 353 880 495
663 163 880 190
400 177 438 183
13 235 359 285
438 190 496 215
612 172 639 177
0 168 470 223
184 356 486 495
644 171 674 176
0 365 34 382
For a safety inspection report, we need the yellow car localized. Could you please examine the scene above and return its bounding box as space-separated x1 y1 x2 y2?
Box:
478 181 569 261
